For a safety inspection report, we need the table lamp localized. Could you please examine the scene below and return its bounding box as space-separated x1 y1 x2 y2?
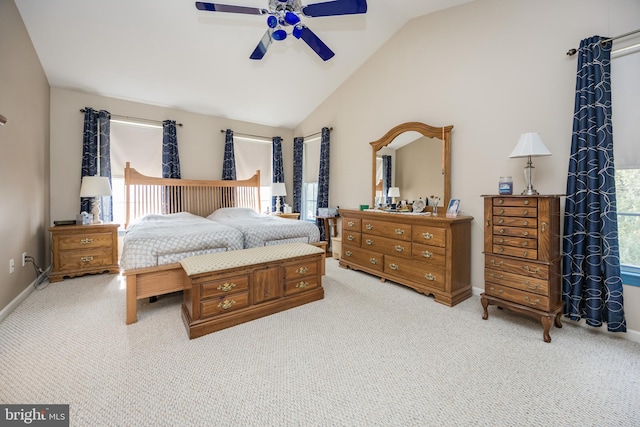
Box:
80 176 112 224
509 132 551 195
387 187 400 206
271 182 287 214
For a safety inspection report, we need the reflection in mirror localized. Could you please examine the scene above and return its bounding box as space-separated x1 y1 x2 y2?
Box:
371 122 452 210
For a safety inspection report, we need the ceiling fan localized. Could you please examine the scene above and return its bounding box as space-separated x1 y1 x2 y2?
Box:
195 0 368 61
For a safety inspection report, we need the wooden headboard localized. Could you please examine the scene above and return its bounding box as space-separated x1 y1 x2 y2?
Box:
124 162 261 228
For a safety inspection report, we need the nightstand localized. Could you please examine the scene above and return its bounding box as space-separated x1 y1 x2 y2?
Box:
272 213 300 220
48 223 120 282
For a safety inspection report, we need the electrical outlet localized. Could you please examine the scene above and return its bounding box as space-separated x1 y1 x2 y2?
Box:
9 259 15 274
22 252 27 267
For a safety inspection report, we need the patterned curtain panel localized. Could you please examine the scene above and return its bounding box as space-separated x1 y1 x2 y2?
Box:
292 137 304 214
272 136 284 212
162 120 181 179
80 108 112 222
316 127 330 240
222 129 237 180
562 36 626 332
382 155 392 205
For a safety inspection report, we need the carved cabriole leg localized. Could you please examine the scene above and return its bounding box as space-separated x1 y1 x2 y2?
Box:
554 311 563 328
481 294 489 320
541 315 554 343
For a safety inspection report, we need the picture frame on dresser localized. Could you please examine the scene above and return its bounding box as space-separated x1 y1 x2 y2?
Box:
446 199 460 218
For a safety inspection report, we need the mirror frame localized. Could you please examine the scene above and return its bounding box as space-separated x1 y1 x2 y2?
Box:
370 121 453 209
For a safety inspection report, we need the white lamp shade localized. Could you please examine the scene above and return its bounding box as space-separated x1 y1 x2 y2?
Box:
80 176 112 197
509 132 552 158
387 187 400 198
271 182 287 197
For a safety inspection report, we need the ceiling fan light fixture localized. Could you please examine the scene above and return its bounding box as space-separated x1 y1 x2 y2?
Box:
292 25 303 38
272 29 287 40
284 11 300 25
267 15 278 28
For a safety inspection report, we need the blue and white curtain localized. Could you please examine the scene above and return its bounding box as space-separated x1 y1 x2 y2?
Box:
316 127 330 240
80 108 112 222
162 120 180 179
562 35 626 332
222 129 236 180
292 137 304 214
382 155 392 205
272 136 284 212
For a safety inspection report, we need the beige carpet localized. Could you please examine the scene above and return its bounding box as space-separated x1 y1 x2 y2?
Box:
1 259 639 426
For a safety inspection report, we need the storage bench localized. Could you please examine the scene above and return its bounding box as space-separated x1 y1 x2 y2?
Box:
180 242 325 339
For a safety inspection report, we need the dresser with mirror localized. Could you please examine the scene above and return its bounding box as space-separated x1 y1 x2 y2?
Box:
339 122 473 306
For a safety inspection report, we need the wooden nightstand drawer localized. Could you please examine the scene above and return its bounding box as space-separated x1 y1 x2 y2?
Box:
58 232 113 250
58 248 113 271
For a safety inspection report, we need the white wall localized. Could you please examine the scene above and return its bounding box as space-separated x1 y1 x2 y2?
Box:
295 0 640 339
50 88 295 223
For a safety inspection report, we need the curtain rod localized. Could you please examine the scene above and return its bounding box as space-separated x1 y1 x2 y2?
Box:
220 126 333 140
303 127 333 139
79 109 183 126
566 28 640 56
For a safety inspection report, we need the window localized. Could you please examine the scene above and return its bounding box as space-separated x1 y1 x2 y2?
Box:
612 44 640 286
302 137 321 221
302 182 318 222
110 121 163 230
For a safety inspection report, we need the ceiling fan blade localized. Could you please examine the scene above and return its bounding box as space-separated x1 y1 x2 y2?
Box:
250 28 274 60
195 2 266 15
302 0 367 17
298 26 335 61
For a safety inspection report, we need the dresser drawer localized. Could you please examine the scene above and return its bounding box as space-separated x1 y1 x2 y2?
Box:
493 235 538 250
385 256 445 291
342 244 383 272
493 197 538 208
361 219 411 241
484 269 548 296
342 218 361 232
485 255 549 280
492 206 537 217
361 234 411 258
411 242 446 267
412 225 446 247
200 292 250 318
284 275 320 296
200 275 250 299
493 216 537 228
485 283 551 311
58 248 113 271
284 259 319 279
493 245 538 260
493 226 538 239
343 231 362 247
58 232 114 250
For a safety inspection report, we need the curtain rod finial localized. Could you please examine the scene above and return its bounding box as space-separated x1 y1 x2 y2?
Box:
566 48 577 56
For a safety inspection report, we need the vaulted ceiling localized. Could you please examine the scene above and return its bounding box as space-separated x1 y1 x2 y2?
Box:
16 0 472 128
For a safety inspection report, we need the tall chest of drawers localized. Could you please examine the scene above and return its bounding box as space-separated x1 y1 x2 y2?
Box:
338 209 473 306
481 195 564 342
49 223 120 282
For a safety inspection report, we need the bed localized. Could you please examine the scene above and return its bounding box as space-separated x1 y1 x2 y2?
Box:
207 207 320 248
122 162 325 324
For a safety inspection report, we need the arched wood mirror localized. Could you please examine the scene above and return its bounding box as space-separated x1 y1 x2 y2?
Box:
371 122 452 210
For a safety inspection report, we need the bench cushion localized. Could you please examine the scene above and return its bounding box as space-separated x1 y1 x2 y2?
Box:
180 242 324 276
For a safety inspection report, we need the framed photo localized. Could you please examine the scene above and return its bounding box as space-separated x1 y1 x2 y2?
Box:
446 199 460 218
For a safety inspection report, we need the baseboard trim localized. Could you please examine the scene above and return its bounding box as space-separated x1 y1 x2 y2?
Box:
0 268 50 323
471 285 640 344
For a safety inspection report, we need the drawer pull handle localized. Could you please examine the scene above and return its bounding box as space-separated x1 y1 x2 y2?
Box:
523 221 529 226
347 235 355 241
369 258 378 265
345 250 353 257
296 267 309 275
497 247 504 253
498 218 504 224
80 238 94 244
217 282 236 292
523 265 540 274
523 210 529 215
498 238 504 243
498 228 505 234
490 273 504 280
524 296 540 305
424 273 436 281
522 231 529 236
486 220 491 227
523 251 529 257
525 282 540 290
490 259 503 266
489 286 504 295
521 241 529 247
295 281 309 289
524 200 530 205
365 239 374 245
218 299 236 310
422 250 433 258
365 224 374 230
542 222 547 232
498 209 505 215
395 229 405 235
348 221 355 227
80 256 93 263
389 263 398 271
498 199 504 205
395 245 405 252
422 232 433 239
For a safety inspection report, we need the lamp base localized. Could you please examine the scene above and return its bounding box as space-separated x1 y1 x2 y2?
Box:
92 197 103 224
521 159 538 196
521 187 540 196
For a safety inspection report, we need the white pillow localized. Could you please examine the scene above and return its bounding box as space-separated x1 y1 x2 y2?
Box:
207 207 262 220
